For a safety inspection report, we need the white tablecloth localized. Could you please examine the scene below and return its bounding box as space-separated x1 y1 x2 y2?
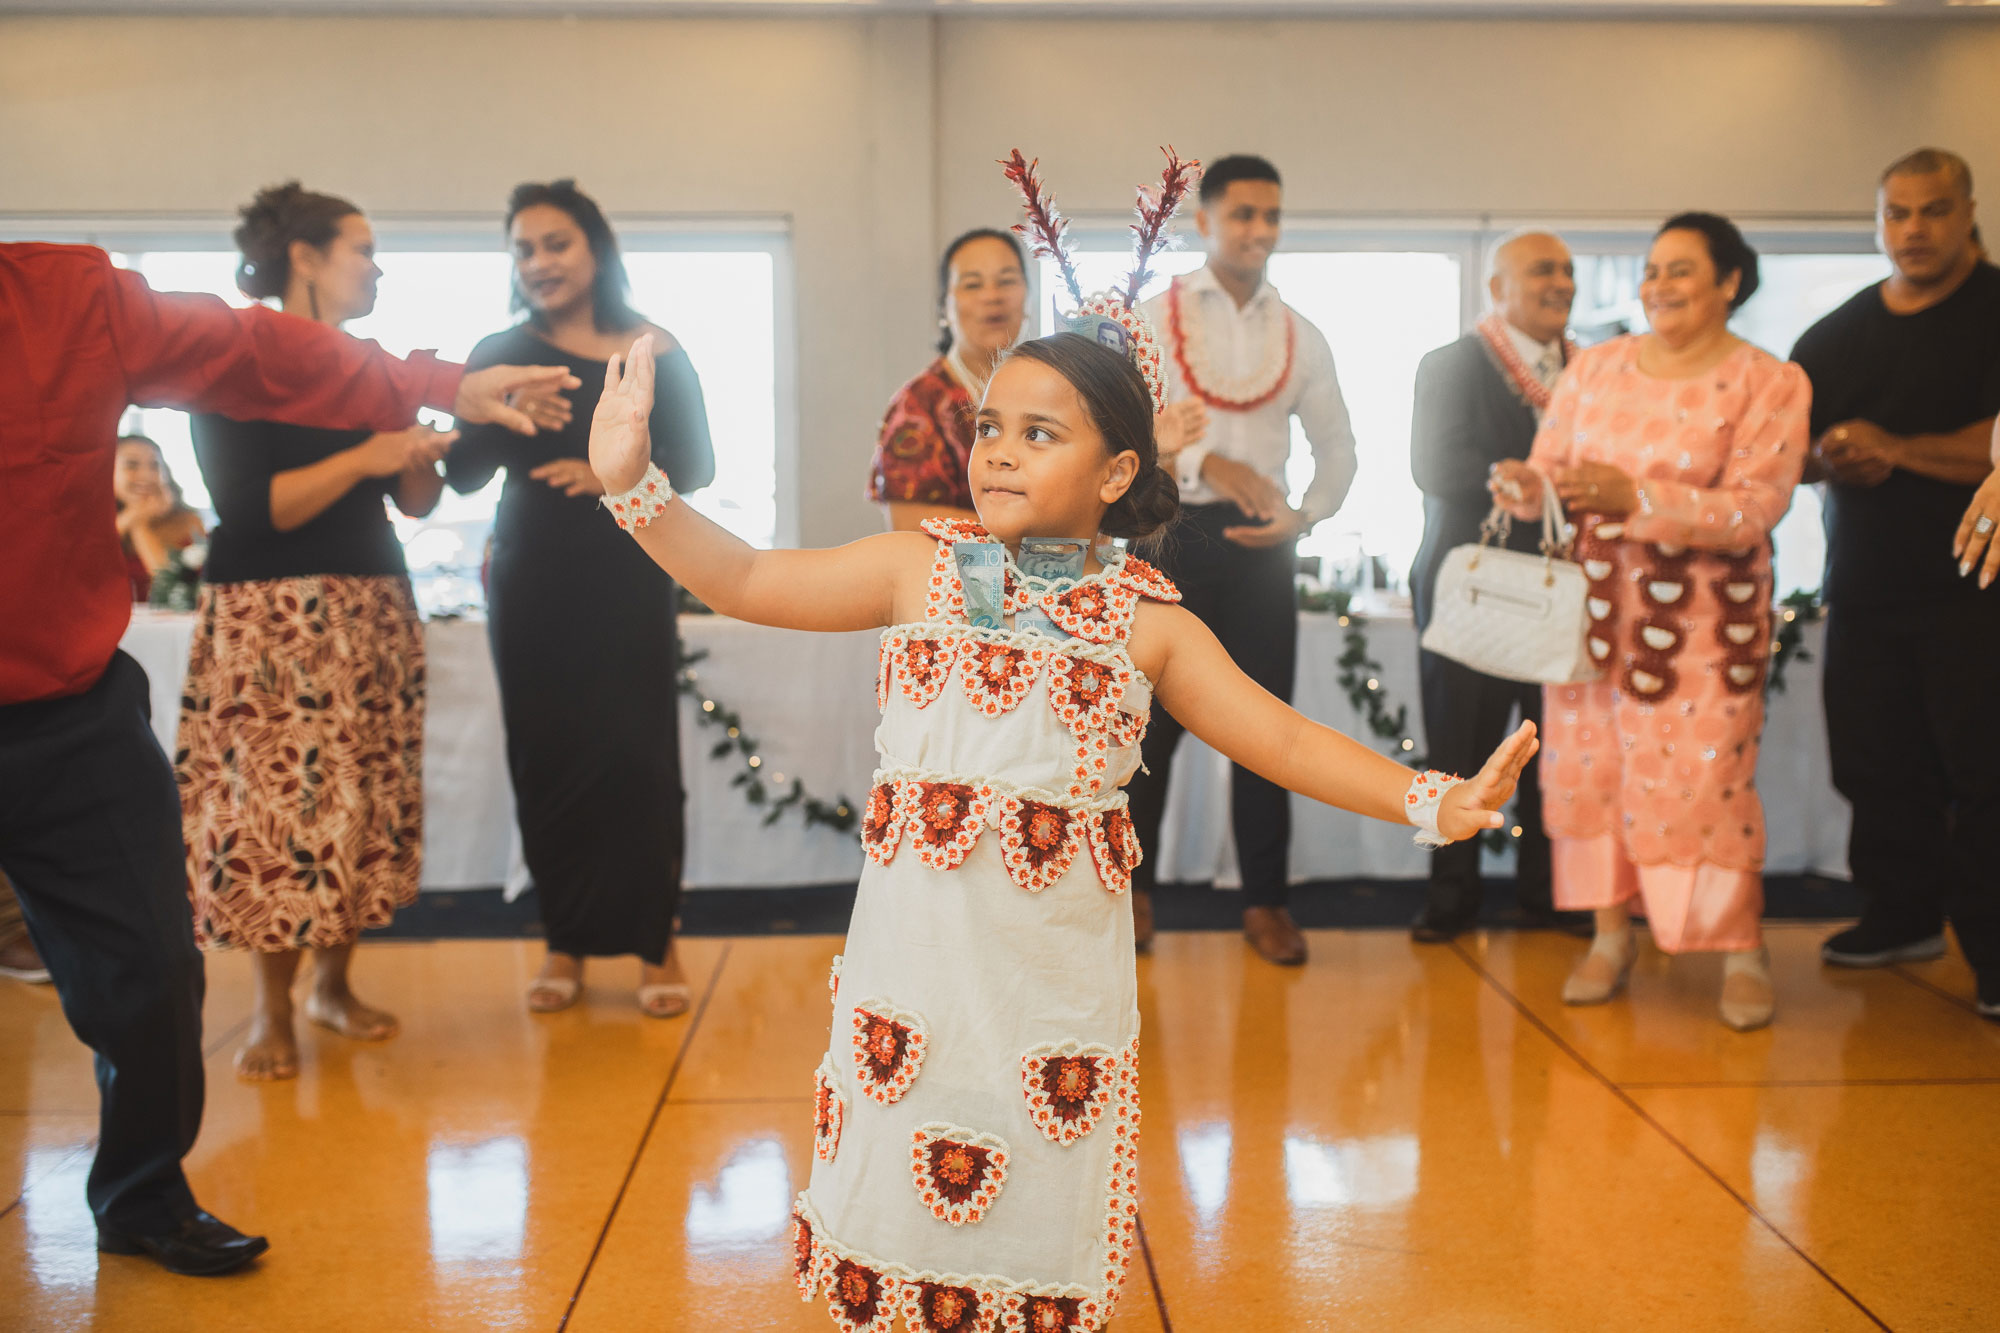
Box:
118 609 1848 890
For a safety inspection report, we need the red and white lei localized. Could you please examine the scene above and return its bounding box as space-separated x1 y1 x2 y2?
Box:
1165 275 1295 412
1476 313 1576 415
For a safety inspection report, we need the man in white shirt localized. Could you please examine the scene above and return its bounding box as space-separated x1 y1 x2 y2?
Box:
1407 229 1586 943
1128 154 1358 966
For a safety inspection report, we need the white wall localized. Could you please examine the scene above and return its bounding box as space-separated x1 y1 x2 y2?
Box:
4 13 1997 545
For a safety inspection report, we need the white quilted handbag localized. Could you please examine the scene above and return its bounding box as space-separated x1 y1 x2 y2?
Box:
1420 481 1602 686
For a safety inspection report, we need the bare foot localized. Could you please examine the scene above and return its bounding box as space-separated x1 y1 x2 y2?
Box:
528 952 583 1013
638 949 690 1018
234 1010 300 1082
305 989 400 1041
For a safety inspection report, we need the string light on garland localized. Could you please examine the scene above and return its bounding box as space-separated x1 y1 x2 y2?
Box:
677 642 858 834
1765 589 1824 694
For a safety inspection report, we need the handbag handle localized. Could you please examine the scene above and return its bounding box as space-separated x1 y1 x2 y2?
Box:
1476 467 1574 560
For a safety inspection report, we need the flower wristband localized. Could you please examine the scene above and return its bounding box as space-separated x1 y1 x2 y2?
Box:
603 461 676 533
1405 769 1465 849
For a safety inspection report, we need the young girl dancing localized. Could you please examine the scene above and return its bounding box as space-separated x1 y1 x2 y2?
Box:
584 152 1536 1333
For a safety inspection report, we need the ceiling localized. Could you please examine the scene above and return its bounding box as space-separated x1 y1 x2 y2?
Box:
1 0 1994 16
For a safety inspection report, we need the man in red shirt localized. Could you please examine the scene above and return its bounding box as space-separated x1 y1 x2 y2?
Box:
0 242 577 1275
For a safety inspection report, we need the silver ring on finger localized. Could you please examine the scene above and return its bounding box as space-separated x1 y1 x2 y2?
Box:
1978 515 1996 536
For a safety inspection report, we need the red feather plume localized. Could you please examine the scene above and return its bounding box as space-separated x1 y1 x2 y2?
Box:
1000 149 1085 307
1121 146 1201 310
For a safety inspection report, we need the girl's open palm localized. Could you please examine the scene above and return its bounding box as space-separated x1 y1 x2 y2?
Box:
590 333 658 496
1436 721 1540 842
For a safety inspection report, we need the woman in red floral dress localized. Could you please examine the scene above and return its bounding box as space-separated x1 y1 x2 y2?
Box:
178 184 456 1081
866 230 1030 532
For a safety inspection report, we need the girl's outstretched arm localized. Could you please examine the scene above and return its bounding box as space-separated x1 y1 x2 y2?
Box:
591 334 927 632
1139 603 1537 841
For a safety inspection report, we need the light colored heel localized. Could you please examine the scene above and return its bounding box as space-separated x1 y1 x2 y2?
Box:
526 976 581 1014
638 983 691 1019
1719 946 1775 1032
1562 927 1638 1006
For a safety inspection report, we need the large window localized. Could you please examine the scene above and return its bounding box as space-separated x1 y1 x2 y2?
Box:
1039 243 1463 584
1048 228 1887 602
108 235 785 613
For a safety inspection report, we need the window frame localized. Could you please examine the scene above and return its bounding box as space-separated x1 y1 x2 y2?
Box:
0 212 803 548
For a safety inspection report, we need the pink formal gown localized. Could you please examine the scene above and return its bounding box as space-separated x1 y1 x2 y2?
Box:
1528 336 1811 952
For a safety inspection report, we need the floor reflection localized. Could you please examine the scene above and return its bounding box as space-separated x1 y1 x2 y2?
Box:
1 932 1994 1330
685 1136 792 1251
426 1136 529 1267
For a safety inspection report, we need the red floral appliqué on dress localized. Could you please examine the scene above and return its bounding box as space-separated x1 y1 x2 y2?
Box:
960 641 1046 717
793 1206 824 1300
900 1281 999 1333
888 633 960 708
910 781 994 871
827 1258 899 1333
998 797 1085 893
861 782 906 866
910 1123 1010 1226
1020 1041 1122 1146
1086 807 1141 897
1009 1294 1088 1333
813 1055 845 1163
851 1000 929 1104
1045 653 1130 737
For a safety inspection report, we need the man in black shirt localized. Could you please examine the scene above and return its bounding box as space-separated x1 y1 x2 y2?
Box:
1790 147 2000 1021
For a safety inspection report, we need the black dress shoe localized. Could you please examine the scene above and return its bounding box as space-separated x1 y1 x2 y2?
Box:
98 1210 269 1276
1410 907 1478 944
1518 906 1595 937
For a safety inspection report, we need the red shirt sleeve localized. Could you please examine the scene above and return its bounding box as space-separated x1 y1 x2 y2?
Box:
864 363 976 508
103 259 462 429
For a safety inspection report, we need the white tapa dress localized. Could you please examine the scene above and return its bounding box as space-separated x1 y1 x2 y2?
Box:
793 518 1180 1333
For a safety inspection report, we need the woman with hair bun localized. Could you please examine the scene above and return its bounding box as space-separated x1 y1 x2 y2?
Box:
1492 211 1813 1032
178 181 458 1080
446 180 715 1019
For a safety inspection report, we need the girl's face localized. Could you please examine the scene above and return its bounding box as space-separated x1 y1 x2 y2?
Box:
113 440 164 505
511 203 597 321
970 357 1140 546
1641 228 1738 344
293 213 380 324
944 237 1027 361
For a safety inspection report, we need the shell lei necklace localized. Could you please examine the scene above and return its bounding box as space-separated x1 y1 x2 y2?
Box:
1166 274 1295 412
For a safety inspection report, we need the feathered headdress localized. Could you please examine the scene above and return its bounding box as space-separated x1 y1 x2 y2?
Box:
1001 147 1201 414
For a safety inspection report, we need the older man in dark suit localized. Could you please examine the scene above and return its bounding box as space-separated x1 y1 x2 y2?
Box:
1408 230 1586 941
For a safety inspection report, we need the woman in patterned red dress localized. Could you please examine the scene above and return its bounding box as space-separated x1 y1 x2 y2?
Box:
866 230 1029 531
178 183 457 1081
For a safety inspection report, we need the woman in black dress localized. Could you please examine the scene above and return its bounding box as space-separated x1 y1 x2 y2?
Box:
448 180 714 1017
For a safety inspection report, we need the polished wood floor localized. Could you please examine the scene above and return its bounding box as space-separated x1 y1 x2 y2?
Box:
3 924 1997 1331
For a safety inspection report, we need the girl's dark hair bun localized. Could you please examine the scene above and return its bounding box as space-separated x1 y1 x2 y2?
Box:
1101 456 1180 542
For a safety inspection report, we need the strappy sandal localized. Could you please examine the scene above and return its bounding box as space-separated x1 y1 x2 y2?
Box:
637 983 690 1019
526 975 581 1013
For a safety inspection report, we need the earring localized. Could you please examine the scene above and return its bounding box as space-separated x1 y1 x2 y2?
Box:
307 279 321 323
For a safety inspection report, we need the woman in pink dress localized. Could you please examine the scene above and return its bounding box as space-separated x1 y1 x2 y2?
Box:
1493 213 1811 1032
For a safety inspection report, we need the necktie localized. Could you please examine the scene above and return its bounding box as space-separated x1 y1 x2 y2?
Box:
1535 349 1561 390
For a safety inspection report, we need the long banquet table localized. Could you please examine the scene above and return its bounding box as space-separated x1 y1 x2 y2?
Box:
119 608 1849 891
